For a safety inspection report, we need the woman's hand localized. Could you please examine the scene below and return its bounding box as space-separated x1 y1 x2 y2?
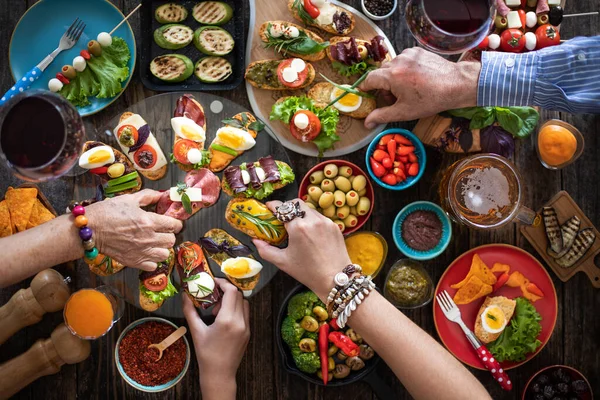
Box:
183 279 250 400
359 47 481 127
253 200 351 301
86 189 183 271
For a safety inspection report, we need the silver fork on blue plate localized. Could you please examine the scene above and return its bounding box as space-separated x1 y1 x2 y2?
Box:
0 18 85 106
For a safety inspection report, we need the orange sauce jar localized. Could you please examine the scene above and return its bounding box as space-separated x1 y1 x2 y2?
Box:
536 120 584 169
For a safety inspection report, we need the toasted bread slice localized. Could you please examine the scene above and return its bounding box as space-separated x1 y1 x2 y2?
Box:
225 199 287 245
209 112 259 172
307 82 375 119
474 296 517 344
176 249 221 309
287 0 355 35
81 141 142 195
86 254 126 276
172 96 208 172
118 112 168 181
259 21 326 62
221 160 293 197
139 249 176 312
326 36 392 66
245 59 316 90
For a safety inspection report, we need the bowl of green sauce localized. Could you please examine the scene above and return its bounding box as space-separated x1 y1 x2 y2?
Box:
383 259 433 309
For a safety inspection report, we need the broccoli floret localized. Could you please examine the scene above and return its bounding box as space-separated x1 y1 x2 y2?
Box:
287 291 319 320
303 331 318 341
291 349 321 374
281 316 304 347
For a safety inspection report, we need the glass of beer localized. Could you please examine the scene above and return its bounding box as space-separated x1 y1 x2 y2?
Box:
439 154 537 230
64 286 124 340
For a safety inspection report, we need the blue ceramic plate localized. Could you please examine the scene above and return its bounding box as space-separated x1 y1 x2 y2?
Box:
393 201 452 260
9 0 136 117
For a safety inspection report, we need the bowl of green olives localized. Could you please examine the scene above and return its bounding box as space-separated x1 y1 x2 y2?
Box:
299 160 374 235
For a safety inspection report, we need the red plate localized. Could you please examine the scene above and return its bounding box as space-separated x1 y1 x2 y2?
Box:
434 244 557 370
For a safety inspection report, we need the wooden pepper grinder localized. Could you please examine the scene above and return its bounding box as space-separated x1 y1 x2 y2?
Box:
0 323 91 399
0 269 71 345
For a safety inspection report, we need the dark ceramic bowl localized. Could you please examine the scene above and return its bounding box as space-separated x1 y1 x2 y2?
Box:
522 365 593 400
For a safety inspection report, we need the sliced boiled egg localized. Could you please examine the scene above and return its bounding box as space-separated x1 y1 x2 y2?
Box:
171 116 206 143
481 305 508 334
187 272 215 299
330 85 362 113
215 126 256 151
221 257 263 279
79 146 115 169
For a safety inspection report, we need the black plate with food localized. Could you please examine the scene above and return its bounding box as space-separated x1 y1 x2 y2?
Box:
276 285 395 399
139 0 246 91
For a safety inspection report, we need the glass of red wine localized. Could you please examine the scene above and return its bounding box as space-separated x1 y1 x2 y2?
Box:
405 0 495 54
0 90 85 182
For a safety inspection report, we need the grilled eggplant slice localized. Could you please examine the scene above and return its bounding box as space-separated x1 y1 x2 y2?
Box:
543 207 563 255
192 1 233 25
155 3 188 23
154 24 194 49
554 228 596 268
150 54 194 82
548 215 581 259
195 56 233 82
194 26 235 56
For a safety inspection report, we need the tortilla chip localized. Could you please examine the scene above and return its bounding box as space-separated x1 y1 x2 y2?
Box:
5 187 38 232
451 254 497 289
26 199 56 229
506 271 527 288
0 200 13 237
453 275 493 305
521 286 543 303
491 263 511 274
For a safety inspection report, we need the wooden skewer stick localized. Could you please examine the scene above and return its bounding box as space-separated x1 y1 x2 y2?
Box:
563 11 599 18
109 3 142 35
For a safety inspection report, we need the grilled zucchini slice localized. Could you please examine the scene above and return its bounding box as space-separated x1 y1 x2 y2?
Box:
150 54 194 82
155 3 188 24
192 1 233 25
195 57 233 83
193 26 235 56
154 24 194 49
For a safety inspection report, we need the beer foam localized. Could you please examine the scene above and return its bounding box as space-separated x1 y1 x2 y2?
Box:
461 167 511 218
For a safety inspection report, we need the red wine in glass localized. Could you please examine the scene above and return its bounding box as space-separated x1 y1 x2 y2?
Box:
405 0 495 54
0 90 84 182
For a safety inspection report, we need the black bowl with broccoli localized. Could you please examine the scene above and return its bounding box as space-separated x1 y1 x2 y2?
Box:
276 285 380 387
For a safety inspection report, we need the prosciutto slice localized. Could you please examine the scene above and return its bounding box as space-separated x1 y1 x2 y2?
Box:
259 156 280 183
536 0 549 15
496 0 510 16
224 166 247 193
174 94 205 128
246 164 262 189
156 169 220 220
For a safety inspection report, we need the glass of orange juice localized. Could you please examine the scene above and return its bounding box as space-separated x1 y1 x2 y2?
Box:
64 286 124 340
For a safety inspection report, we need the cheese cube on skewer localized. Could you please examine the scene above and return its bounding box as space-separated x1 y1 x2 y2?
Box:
507 10 522 29
505 0 521 6
548 0 561 5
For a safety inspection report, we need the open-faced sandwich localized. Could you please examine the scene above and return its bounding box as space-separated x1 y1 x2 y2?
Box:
259 21 328 61
177 241 222 309
156 169 221 220
327 36 390 77
85 253 126 276
270 96 340 156
79 141 142 196
113 112 169 180
245 58 315 90
225 198 287 245
474 296 516 344
308 82 375 119
208 112 263 172
288 0 355 35
171 94 211 171
200 229 263 296
138 249 178 312
222 155 295 200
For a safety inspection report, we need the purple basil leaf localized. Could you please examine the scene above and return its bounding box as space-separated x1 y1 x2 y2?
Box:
480 125 515 159
225 244 253 258
128 124 150 154
199 237 222 254
458 129 473 153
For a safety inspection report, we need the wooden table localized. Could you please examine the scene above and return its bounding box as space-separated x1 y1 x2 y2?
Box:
1 1 598 399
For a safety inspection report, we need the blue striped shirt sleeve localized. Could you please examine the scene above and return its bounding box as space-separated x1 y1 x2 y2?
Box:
477 36 600 114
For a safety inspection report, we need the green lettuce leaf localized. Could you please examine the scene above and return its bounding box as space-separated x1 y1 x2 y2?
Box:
86 56 129 99
222 162 295 200
488 297 542 362
101 37 131 67
139 277 178 304
331 61 371 77
279 163 295 184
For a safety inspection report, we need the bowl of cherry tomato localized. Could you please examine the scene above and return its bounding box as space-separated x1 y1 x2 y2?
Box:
365 129 426 191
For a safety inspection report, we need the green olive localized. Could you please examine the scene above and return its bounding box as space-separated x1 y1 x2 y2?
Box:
345 190 360 207
338 165 353 178
318 192 334 209
328 357 336 371
312 306 328 321
537 14 549 25
310 170 325 185
300 316 319 332
320 179 335 192
322 204 336 219
357 44 368 60
334 176 352 192
107 163 125 178
333 220 345 233
494 15 508 29
345 328 363 344
299 338 317 352
336 205 350 220
306 202 316 210
328 345 339 357
323 163 338 178
343 214 358 228
333 190 346 207
316 370 333 382
351 175 367 192
88 40 102 57
308 186 323 202
61 65 77 80
357 197 371 215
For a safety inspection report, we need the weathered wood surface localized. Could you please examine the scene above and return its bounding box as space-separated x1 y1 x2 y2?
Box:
0 0 598 399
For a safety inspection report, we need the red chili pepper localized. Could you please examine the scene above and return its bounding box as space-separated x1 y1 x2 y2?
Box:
381 157 393 169
393 134 413 146
408 152 418 163
89 166 108 175
397 155 409 163
80 50 91 60
379 134 394 146
303 0 320 18
318 324 330 385
329 318 340 330
393 167 406 182
376 144 386 151
55 73 69 85
526 282 544 298
372 149 388 162
369 157 386 178
492 272 509 292
397 146 415 156
328 331 359 357
382 173 397 186
407 163 419 177
517 9 527 29
477 36 489 50
387 139 397 161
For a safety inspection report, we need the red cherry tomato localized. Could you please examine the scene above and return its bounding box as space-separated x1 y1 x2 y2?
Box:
55 73 69 85
276 59 309 88
143 273 168 291
80 50 91 60
173 139 200 165
500 29 526 53
290 110 321 142
177 242 204 273
535 24 560 49
381 157 393 169
372 149 388 162
369 157 386 178
517 9 526 29
303 0 320 19
116 124 139 142
133 145 158 169
477 36 489 50
407 163 420 177
89 166 108 175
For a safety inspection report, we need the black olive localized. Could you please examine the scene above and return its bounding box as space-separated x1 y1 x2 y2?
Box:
543 385 555 399
556 383 569 394
571 380 588 394
549 6 563 26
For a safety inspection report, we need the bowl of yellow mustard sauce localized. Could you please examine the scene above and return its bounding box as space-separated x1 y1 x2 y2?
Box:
344 231 388 278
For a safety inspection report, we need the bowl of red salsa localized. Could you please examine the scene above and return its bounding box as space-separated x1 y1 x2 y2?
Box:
115 317 190 392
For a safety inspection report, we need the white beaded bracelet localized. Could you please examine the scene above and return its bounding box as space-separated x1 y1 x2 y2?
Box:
336 276 376 329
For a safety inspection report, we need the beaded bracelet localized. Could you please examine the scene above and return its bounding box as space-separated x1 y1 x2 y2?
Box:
325 264 376 329
326 264 362 307
71 203 98 261
336 278 376 329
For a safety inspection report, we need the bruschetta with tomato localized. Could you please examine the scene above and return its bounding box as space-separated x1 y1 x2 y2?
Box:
259 21 328 62
171 94 211 171
288 0 355 35
113 113 169 180
308 82 376 119
245 58 315 90
79 141 142 196
139 249 178 312
222 155 295 200
177 241 222 309
327 36 391 77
